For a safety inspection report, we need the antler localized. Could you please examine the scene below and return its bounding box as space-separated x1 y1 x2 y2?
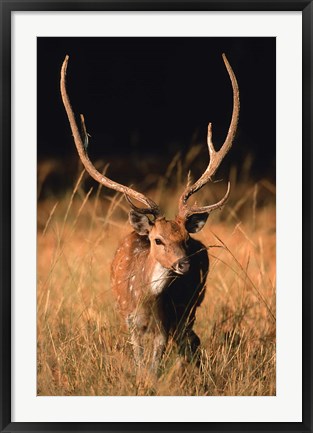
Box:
178 53 239 218
60 55 160 218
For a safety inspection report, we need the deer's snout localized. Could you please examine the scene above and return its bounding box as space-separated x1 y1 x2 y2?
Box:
173 258 190 275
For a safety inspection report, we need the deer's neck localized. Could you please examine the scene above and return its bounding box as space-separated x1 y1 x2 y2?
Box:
146 254 170 295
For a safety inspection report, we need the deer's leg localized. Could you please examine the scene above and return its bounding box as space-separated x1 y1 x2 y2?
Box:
150 332 167 375
176 329 201 366
129 329 144 365
126 312 148 366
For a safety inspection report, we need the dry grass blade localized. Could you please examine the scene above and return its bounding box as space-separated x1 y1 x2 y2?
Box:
42 202 59 236
211 231 276 322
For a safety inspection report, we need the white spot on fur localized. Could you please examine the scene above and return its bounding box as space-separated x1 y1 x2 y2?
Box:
150 263 169 295
126 257 130 261
131 276 135 282
130 284 133 292
118 280 121 284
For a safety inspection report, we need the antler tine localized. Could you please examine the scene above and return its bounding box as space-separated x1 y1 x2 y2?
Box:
60 55 160 214
184 181 231 216
179 53 239 217
125 194 161 218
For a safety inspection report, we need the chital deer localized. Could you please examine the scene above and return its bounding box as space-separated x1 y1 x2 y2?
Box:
60 53 239 374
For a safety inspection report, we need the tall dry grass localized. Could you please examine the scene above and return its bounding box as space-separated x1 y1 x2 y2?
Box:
37 154 276 396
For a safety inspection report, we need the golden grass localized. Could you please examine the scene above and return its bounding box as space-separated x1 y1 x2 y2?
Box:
37 163 276 396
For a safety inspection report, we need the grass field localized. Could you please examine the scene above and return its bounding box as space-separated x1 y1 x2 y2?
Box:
37 157 276 396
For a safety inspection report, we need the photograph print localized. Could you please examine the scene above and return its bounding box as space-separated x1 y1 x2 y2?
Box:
37 37 276 396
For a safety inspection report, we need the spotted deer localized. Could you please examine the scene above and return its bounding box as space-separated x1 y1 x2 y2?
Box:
60 53 239 373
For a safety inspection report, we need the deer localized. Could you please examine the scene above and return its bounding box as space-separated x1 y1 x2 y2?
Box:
60 53 239 375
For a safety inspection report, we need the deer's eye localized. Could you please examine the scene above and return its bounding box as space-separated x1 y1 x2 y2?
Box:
155 238 164 246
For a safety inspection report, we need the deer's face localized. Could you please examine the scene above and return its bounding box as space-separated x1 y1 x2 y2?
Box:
129 211 210 275
149 219 189 274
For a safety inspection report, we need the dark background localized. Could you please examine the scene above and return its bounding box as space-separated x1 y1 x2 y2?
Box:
37 37 276 196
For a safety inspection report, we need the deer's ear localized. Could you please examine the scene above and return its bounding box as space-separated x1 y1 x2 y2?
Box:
129 210 154 236
185 212 209 233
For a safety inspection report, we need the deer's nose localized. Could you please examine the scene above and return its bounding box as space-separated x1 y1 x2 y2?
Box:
173 258 190 275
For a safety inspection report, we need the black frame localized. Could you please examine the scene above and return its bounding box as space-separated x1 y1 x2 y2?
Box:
0 1 312 432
